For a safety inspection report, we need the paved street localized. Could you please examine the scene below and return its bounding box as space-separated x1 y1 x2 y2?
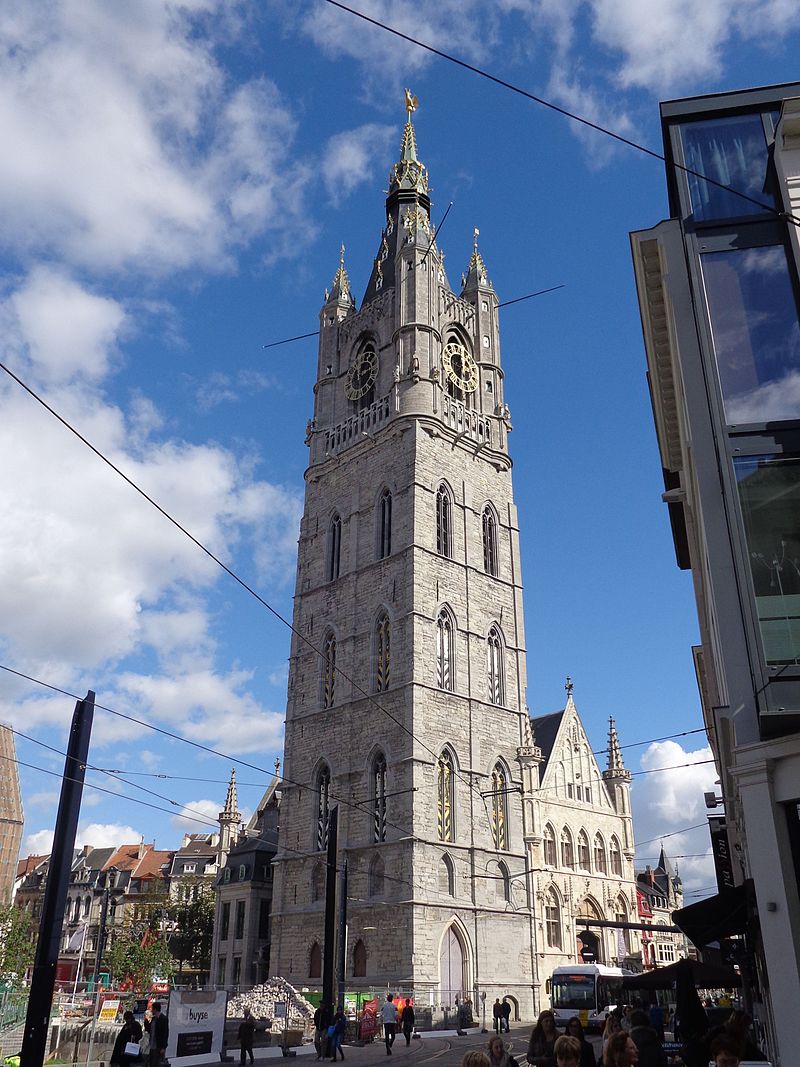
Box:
331 1026 602 1067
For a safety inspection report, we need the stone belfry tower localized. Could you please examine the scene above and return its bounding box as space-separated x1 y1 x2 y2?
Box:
271 93 536 1017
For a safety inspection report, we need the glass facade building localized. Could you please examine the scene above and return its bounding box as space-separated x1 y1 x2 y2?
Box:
631 83 800 1065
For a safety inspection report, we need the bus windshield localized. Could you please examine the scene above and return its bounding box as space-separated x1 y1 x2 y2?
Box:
551 974 595 1011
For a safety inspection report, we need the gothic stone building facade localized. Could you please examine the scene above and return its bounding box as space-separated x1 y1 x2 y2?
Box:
270 103 638 1018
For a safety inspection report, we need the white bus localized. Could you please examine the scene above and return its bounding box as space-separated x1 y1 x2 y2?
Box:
547 964 629 1032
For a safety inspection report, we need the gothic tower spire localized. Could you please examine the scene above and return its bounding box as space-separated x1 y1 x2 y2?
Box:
217 767 241 868
606 716 628 776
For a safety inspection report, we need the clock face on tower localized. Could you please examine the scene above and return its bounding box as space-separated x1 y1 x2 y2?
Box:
344 348 378 400
442 341 478 393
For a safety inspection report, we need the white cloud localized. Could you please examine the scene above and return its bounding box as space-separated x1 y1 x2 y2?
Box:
0 1 311 273
76 822 142 849
170 798 221 833
322 124 395 203
114 668 285 754
7 267 127 384
23 828 55 855
632 739 718 895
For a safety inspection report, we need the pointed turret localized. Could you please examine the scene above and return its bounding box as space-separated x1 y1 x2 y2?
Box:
362 89 434 306
606 717 629 776
217 767 242 868
324 243 354 309
461 227 494 294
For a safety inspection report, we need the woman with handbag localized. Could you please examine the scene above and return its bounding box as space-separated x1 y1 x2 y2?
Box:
111 1011 144 1065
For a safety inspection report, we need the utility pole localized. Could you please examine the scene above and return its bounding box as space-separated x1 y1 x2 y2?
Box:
322 807 339 1010
336 860 348 1009
21 691 95 1067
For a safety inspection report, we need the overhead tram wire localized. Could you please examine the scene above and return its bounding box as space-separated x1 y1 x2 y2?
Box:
262 284 566 351
323 0 800 229
0 365 486 811
2 662 721 816
0 664 418 842
0 742 436 902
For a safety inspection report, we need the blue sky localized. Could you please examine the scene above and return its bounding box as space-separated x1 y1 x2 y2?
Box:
2 0 798 898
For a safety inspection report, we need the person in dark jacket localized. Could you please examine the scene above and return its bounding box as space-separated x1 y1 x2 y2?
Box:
401 1000 415 1046
500 999 512 1033
111 1011 143 1066
628 1010 667 1067
149 1003 169 1067
314 1003 332 1060
527 1010 559 1067
563 1018 595 1067
238 1008 255 1065
329 1007 346 1062
493 999 503 1034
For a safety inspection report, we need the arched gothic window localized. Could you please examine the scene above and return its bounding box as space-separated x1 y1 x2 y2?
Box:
594 834 607 875
439 854 455 896
543 824 557 867
577 830 591 870
615 895 631 953
482 505 498 577
487 625 505 706
545 890 562 949
327 514 341 581
378 489 392 559
437 750 455 842
309 941 322 978
322 631 336 708
436 484 453 558
610 836 623 876
561 827 575 870
490 763 508 850
368 854 385 898
373 752 387 842
436 608 454 691
83 895 91 917
375 614 390 692
496 861 511 903
316 765 331 851
352 939 367 977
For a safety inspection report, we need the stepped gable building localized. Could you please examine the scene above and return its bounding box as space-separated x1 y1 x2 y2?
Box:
270 94 640 1017
0 724 24 903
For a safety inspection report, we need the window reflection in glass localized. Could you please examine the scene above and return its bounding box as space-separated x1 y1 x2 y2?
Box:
702 245 800 424
680 113 772 220
734 454 800 664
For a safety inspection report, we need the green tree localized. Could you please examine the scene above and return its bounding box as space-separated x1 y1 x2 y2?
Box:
0 904 35 988
168 881 215 982
105 883 174 990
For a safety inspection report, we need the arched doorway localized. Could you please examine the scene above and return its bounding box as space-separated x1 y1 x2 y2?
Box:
439 924 468 1005
575 898 604 964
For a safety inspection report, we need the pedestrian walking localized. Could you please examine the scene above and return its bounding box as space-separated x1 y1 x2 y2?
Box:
600 1012 623 1066
110 1010 143 1066
605 1033 639 1067
501 998 511 1033
238 1008 255 1066
461 1053 490 1067
329 1006 346 1061
628 1010 667 1067
148 1002 169 1067
709 1035 741 1067
401 1000 415 1046
381 994 398 1056
314 1002 332 1060
493 999 503 1035
563 1018 595 1067
553 1036 581 1067
487 1034 519 1067
527 1010 559 1067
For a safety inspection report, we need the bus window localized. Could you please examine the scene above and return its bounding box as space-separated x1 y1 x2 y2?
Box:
550 974 594 1012
545 979 551 995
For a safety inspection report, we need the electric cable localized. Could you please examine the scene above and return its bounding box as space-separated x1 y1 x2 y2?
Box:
323 0 800 228
0 362 489 815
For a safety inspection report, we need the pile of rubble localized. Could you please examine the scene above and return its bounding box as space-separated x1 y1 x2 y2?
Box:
227 977 315 1034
